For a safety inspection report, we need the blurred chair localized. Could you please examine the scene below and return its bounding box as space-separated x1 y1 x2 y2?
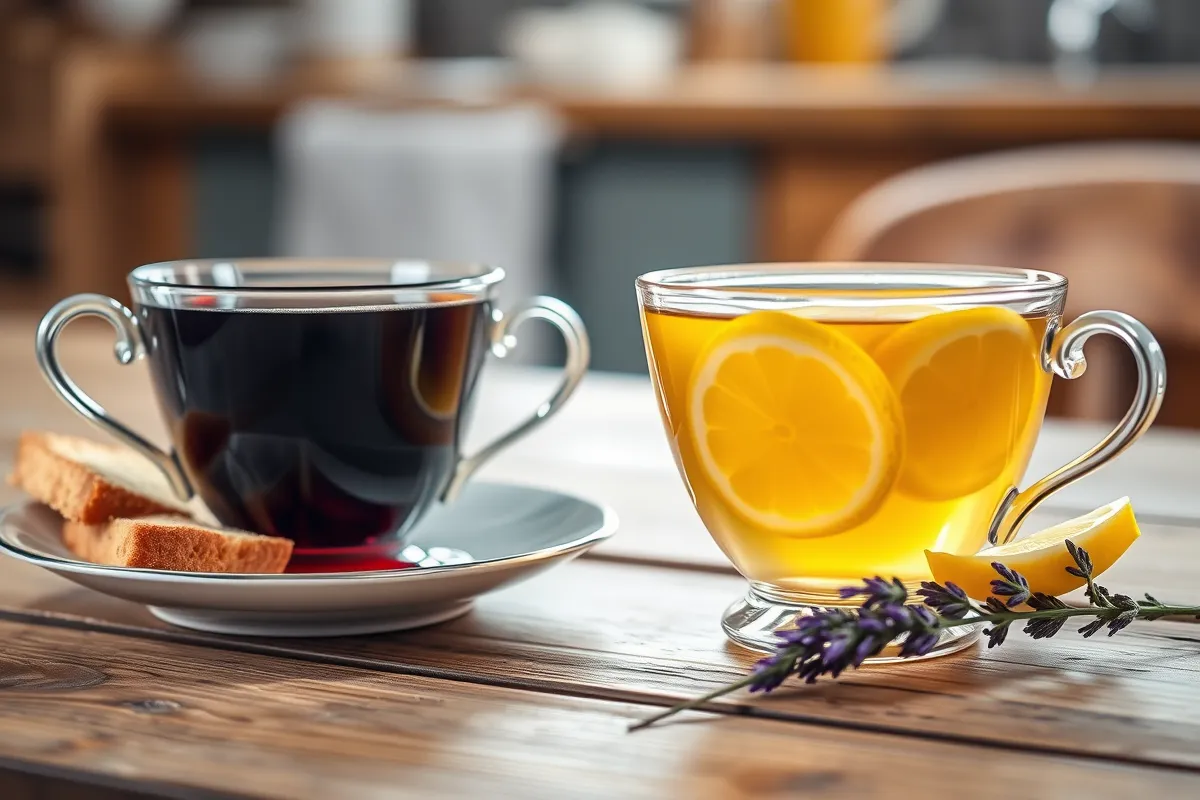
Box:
817 142 1200 428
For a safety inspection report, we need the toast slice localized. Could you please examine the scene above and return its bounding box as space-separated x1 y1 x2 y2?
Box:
63 516 294 574
8 431 191 523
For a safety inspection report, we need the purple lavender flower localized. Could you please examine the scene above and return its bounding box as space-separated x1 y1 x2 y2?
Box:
1026 592 1069 612
989 562 1031 607
1064 539 1093 578
1023 616 1066 639
742 596 949 691
839 576 908 609
822 633 853 667
748 657 791 693
983 622 1011 648
899 630 940 658
1106 613 1137 636
916 580 973 619
911 605 937 626
851 632 881 668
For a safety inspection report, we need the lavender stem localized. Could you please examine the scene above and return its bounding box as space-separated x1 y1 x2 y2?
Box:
627 674 758 732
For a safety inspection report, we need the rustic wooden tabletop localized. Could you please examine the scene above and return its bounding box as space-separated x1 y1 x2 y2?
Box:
1 316 1198 799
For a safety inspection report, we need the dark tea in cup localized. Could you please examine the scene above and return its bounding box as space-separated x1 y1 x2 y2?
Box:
37 259 589 560
144 300 488 551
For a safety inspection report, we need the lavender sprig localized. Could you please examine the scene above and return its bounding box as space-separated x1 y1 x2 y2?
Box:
629 541 1200 731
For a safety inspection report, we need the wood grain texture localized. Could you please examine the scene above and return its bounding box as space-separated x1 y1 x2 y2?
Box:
1 555 1199 773
7 618 1198 799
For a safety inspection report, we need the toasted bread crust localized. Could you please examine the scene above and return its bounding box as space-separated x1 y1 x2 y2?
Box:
63 516 293 574
8 432 188 523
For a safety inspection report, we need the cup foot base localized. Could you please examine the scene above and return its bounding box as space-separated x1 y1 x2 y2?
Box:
720 586 979 661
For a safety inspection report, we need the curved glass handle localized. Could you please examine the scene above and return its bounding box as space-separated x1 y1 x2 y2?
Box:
442 296 590 502
35 293 194 501
987 310 1166 545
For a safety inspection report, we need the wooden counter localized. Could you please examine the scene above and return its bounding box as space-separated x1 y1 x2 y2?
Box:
42 46 1200 305
95 52 1200 141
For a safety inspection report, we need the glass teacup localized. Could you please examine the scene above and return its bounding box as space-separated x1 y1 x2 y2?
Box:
36 259 589 565
637 263 1165 656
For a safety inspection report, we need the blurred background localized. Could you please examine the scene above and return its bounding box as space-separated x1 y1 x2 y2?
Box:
2 0 1198 423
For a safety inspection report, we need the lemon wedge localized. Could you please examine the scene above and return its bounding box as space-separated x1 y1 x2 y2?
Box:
687 310 903 537
872 307 1042 501
925 497 1141 600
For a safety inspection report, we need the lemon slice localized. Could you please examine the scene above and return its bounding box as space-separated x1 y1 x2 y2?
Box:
925 497 1141 600
688 311 903 537
872 307 1041 501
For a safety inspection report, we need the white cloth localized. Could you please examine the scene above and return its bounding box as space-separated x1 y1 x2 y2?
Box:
274 101 563 357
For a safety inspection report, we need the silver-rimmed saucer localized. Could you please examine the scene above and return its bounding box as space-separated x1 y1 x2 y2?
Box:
0 482 616 637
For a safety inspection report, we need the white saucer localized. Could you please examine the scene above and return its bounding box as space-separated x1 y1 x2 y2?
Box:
0 483 616 637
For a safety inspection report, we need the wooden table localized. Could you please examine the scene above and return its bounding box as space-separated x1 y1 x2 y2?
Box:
1 317 1200 798
28 47 1200 310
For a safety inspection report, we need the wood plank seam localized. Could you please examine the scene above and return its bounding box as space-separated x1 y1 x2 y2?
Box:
0 755 235 800
4 606 1199 776
582 551 1200 621
583 550 739 576
712 703 1200 777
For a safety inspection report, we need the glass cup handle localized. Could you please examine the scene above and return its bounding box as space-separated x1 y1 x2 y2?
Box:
987 310 1166 546
35 293 194 501
442 296 590 502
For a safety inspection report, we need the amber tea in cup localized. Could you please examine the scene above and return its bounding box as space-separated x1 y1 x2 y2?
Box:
638 264 1165 655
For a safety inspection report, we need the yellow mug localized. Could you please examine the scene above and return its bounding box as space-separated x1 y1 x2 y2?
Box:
783 0 943 63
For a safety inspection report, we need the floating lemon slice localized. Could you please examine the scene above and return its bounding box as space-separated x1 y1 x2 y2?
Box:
872 306 1040 501
925 497 1141 601
687 311 903 537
